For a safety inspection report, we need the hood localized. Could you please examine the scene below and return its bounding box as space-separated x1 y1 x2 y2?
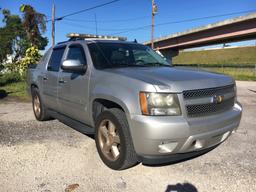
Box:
104 66 234 92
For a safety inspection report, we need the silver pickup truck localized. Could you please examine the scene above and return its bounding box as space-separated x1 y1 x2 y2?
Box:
27 34 242 170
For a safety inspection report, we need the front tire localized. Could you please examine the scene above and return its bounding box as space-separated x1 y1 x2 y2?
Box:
95 108 138 170
31 87 52 121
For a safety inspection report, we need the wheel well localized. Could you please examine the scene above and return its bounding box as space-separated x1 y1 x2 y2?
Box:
30 84 38 95
31 84 38 90
92 99 124 123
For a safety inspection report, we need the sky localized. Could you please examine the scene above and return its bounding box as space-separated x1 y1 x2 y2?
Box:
1 0 256 50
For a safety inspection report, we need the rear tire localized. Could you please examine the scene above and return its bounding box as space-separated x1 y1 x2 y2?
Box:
95 108 138 170
31 87 52 121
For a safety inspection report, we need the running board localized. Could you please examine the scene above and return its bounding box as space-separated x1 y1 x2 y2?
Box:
48 110 95 135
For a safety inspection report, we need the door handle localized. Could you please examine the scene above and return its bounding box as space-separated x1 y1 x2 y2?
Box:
43 76 48 81
58 80 67 84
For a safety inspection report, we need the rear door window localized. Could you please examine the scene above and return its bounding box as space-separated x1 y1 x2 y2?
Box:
47 47 66 72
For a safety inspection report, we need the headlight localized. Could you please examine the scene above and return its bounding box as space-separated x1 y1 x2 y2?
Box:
139 92 181 116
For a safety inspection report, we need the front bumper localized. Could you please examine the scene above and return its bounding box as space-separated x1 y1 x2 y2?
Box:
129 102 242 162
138 144 218 165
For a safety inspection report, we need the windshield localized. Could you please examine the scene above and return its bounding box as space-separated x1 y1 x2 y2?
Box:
88 42 170 69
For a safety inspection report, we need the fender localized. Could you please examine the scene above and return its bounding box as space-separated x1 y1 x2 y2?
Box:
89 82 139 126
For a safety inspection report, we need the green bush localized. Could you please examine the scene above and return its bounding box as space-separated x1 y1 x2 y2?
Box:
0 64 4 72
19 46 41 74
0 46 41 87
0 72 23 86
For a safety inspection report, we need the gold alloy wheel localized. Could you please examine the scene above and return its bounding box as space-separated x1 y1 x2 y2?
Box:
98 119 121 161
33 94 41 118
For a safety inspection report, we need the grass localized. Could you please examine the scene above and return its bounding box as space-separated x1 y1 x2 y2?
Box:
200 67 256 81
173 46 256 65
172 46 256 81
0 81 30 101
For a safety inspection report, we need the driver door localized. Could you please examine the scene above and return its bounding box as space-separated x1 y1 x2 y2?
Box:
58 43 90 124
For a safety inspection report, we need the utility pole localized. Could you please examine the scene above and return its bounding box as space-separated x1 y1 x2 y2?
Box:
51 4 55 48
151 0 157 49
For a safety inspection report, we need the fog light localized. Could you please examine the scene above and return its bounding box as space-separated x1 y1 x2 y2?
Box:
234 103 242 111
192 139 205 149
158 142 178 153
221 131 230 142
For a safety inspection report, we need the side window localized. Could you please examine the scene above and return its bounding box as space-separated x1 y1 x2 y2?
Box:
47 47 65 72
67 45 86 65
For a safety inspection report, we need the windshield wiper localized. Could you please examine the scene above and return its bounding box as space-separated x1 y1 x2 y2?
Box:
146 62 172 67
110 63 149 68
104 62 171 69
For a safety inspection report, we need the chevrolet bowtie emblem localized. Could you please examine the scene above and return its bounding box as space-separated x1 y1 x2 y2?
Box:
212 94 224 104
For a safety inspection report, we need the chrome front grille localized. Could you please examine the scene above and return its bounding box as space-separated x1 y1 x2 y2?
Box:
183 84 235 99
183 84 235 117
186 97 235 117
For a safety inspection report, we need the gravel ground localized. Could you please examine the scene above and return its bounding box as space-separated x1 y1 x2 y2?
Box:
0 81 255 192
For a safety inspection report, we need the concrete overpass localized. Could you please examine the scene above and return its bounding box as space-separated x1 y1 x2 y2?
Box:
144 13 256 60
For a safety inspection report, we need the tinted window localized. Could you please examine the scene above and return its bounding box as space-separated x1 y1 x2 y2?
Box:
88 42 169 69
88 43 109 69
48 47 65 71
67 45 86 64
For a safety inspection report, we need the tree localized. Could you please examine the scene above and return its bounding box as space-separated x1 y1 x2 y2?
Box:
0 9 29 63
0 5 48 65
20 4 48 50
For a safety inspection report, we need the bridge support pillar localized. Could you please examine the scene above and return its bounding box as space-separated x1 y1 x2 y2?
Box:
160 49 179 64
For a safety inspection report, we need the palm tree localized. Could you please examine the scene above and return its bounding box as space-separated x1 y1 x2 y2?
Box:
20 4 47 49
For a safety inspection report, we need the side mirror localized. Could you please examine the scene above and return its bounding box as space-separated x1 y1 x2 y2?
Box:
61 59 87 73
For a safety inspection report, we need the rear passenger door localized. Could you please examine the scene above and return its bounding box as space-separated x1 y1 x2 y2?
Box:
58 43 90 124
42 46 66 111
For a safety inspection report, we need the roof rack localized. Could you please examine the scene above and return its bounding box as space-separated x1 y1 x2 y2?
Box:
66 33 127 41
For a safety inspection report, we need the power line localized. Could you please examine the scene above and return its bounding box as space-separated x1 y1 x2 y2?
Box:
47 0 121 22
60 9 256 34
108 25 151 35
54 9 256 27
57 9 256 25
155 9 256 27
108 9 256 35
62 15 149 23
61 21 149 32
